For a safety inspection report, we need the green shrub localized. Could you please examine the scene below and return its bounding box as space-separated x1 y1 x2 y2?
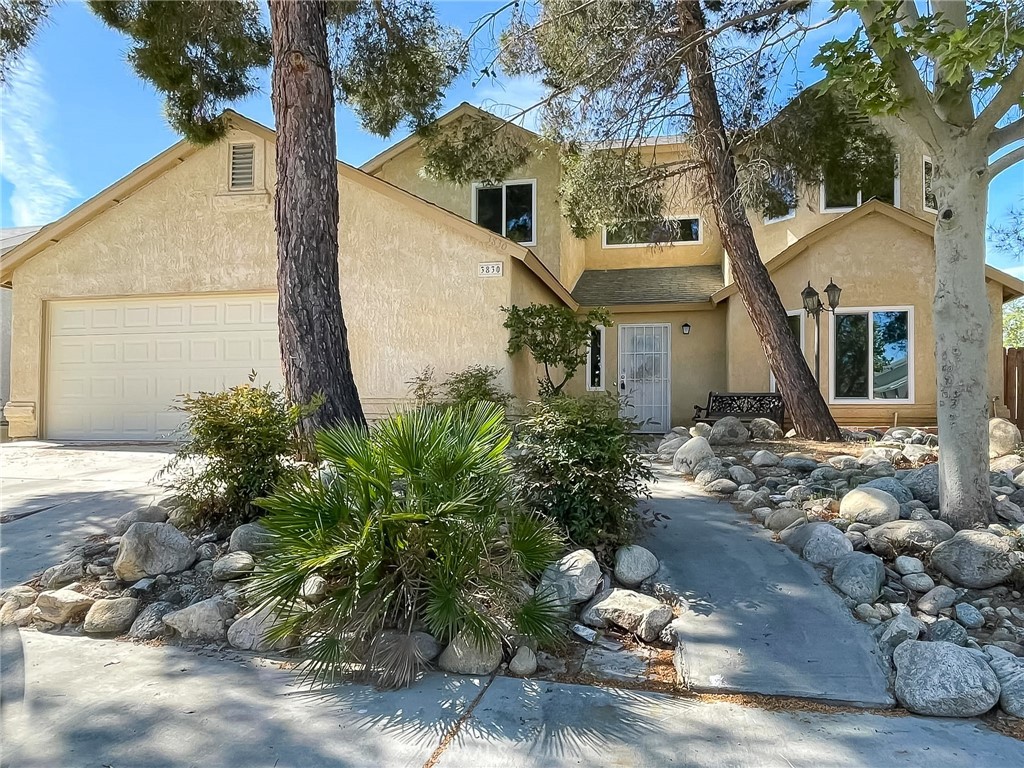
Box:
407 364 511 409
514 394 653 556
246 403 565 689
160 377 313 530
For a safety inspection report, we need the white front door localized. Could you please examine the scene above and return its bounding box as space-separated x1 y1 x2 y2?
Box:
618 323 671 433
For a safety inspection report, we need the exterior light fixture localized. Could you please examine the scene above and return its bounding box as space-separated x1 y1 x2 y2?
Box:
681 322 691 335
801 281 822 314
802 279 843 383
824 278 842 311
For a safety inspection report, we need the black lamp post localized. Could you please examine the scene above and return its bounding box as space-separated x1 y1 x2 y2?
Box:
801 278 842 383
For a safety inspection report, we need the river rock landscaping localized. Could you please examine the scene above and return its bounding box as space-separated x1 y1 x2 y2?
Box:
661 416 1024 721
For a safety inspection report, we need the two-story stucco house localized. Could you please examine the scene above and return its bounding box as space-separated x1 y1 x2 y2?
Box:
1 106 1020 441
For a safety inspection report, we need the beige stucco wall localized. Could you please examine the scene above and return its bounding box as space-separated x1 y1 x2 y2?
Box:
5 128 544 437
726 210 1004 427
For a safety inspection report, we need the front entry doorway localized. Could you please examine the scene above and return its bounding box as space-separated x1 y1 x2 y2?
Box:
618 323 671 433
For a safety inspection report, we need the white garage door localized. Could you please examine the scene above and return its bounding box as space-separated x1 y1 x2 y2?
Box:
46 294 281 440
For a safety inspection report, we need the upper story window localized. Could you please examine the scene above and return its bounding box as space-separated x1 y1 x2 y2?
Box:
229 143 256 191
831 307 913 403
923 156 937 213
602 216 702 248
820 156 899 212
763 168 797 224
473 180 536 245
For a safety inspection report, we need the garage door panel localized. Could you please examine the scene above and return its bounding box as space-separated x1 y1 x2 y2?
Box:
46 293 281 440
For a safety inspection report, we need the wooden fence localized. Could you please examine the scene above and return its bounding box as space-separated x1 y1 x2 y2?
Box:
1004 347 1024 428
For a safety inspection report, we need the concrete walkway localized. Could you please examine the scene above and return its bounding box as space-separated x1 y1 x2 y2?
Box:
0 442 171 587
2 631 1019 767
644 472 895 707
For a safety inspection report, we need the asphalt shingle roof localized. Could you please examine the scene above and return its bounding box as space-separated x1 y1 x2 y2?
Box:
571 265 724 306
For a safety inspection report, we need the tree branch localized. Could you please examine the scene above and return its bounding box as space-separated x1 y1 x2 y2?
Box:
986 145 1024 183
989 116 1024 153
975 59 1024 137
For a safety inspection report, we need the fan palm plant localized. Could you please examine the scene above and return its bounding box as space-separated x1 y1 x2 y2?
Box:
246 402 565 689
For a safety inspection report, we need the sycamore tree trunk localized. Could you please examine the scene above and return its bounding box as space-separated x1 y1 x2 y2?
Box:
676 2 841 441
269 0 366 440
931 140 994 528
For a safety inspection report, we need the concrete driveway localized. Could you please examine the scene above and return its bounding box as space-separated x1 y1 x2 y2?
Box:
0 442 172 587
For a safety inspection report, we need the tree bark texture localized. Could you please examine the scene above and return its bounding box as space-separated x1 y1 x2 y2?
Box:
269 0 366 439
930 141 994 528
676 2 842 441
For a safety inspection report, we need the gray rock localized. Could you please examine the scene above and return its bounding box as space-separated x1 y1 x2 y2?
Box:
862 478 914 504
438 631 502 675
893 640 1001 716
880 610 924 649
300 575 328 604
900 445 936 464
989 417 1021 459
901 573 935 593
227 602 295 652
0 586 37 610
894 555 925 575
752 507 774 523
984 645 1024 718
729 465 757 485
657 436 687 458
581 588 673 642
114 504 168 535
509 646 538 676
708 416 750 446
162 596 235 642
689 423 712 440
83 597 139 635
748 418 783 440
930 530 1018 589
918 585 958 615
993 495 1024 524
859 446 903 466
540 549 602 606
705 478 739 494
863 519 955 558
673 437 715 475
614 545 659 588
750 450 780 467
829 455 860 470
831 552 885 603
35 589 95 624
765 507 806 532
128 601 175 639
228 523 275 555
839 487 900 526
925 619 968 646
800 524 854 567
781 457 819 473
39 556 85 590
902 464 941 508
113 522 197 582
954 603 985 629
195 542 219 561
212 551 256 581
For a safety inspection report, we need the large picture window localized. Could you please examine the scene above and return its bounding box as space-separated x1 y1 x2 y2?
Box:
602 217 701 248
586 325 606 391
820 157 899 212
831 308 913 402
473 180 536 245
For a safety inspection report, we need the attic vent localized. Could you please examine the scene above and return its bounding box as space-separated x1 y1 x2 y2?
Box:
229 143 256 190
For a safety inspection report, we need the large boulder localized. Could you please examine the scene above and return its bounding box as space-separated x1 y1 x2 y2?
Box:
673 437 714 475
657 436 688 459
900 445 936 464
917 585 957 615
861 477 913 505
831 552 885 603
863 519 955 558
729 465 757 486
83 597 139 635
227 602 295 652
113 522 197 581
839 488 900 526
689 423 712 440
129 601 175 640
539 549 602 606
859 446 903 466
613 545 659 588
228 523 275 554
984 645 1024 718
581 588 673 642
893 641 1001 717
708 417 750 446
750 450 780 467
901 463 940 509
212 551 256 581
748 418 783 441
800 524 854 567
880 611 925 650
929 530 1019 589
438 631 502 675
765 507 806 533
114 504 169 535
35 589 95 624
989 417 1021 459
39 556 85 590
162 596 235 642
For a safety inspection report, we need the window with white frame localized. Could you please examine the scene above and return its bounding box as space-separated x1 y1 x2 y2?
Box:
763 168 797 223
831 307 913 402
586 325 606 391
770 311 805 392
602 216 701 248
473 180 536 245
923 156 937 213
820 156 899 212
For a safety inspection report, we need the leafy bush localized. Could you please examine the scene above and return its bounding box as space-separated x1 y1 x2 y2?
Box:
246 403 565 689
514 393 654 556
160 377 313 530
407 364 511 409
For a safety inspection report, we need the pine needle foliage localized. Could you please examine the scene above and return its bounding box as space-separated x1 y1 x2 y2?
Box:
246 403 565 689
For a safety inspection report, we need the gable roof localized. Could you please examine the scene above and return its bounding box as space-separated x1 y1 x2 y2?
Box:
1 226 44 256
572 265 724 307
0 110 575 308
359 102 541 175
710 199 1024 304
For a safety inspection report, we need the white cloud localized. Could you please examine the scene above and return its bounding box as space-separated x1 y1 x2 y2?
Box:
472 76 547 131
0 55 77 226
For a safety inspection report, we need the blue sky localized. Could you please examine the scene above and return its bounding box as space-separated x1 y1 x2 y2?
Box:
1 1 1021 270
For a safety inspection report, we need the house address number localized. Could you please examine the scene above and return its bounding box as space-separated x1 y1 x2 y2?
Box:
478 261 504 278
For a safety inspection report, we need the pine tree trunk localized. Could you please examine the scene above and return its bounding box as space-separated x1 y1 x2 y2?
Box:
269 0 366 439
676 2 841 441
931 142 994 528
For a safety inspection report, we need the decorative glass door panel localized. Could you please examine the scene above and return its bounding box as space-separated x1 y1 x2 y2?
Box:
618 324 671 433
